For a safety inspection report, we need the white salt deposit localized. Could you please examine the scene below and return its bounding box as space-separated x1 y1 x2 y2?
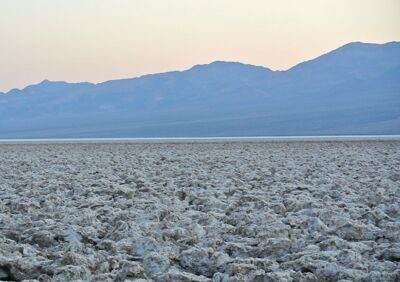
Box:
0 141 399 281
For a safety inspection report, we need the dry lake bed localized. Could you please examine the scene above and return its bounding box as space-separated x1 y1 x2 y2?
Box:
0 141 399 281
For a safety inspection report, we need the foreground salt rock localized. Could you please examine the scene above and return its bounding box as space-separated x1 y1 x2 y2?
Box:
0 141 399 281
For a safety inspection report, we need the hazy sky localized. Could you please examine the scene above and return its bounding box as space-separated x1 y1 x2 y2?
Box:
1 0 399 92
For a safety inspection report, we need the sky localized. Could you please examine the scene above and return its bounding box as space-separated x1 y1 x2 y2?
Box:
0 0 399 92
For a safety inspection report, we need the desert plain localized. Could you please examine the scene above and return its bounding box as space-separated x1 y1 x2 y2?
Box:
0 141 399 281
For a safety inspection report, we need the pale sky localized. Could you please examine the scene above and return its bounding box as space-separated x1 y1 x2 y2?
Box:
1 0 399 92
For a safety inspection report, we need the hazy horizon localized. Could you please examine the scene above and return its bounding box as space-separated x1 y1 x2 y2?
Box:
1 0 399 92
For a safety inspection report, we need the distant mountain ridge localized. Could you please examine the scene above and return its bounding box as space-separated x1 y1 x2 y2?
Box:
1 41 399 138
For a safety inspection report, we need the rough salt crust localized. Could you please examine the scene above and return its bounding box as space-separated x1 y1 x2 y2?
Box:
0 141 399 281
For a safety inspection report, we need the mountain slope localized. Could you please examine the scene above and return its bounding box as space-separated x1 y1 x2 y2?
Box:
0 41 399 138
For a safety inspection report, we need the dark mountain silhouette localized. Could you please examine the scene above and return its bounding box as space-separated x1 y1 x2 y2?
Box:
1 41 399 138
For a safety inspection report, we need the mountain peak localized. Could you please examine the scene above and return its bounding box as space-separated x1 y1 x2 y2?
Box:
189 61 243 69
188 60 272 72
331 41 400 55
340 41 373 47
341 41 400 48
287 40 400 76
37 79 68 86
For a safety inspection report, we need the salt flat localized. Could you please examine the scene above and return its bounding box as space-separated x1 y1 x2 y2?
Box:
0 141 399 281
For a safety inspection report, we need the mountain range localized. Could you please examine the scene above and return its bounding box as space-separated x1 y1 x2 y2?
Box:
1 41 399 138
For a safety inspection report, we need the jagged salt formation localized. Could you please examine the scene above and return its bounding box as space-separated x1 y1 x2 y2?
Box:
0 141 399 281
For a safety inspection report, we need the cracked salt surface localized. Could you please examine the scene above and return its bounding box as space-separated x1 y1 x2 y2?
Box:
0 141 399 281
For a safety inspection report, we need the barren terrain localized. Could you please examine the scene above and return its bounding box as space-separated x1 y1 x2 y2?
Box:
0 141 399 281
